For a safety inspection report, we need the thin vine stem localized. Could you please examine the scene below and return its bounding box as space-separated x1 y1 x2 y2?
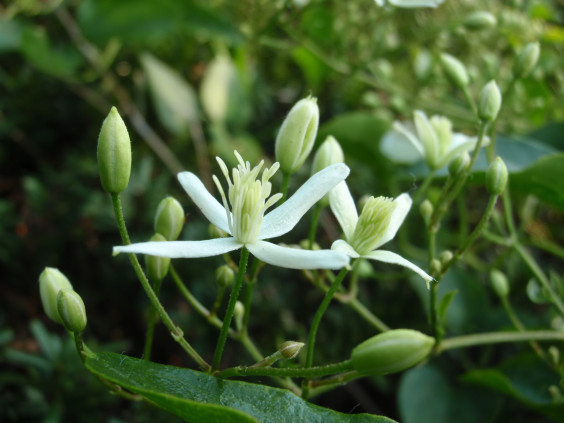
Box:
219 359 353 379
144 277 164 361
437 330 564 353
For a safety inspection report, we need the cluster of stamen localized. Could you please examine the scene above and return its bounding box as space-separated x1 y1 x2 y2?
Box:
350 196 397 255
213 151 282 244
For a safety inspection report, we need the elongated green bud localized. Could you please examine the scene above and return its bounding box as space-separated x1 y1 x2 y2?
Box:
440 53 469 89
420 199 433 225
97 107 131 194
490 269 509 297
279 341 305 360
478 80 502 122
39 267 73 324
513 42 540 79
275 96 319 174
351 329 435 375
463 11 497 30
145 233 171 281
311 135 344 206
57 289 87 333
154 197 185 241
448 152 470 177
486 157 508 195
215 264 235 288
234 301 245 331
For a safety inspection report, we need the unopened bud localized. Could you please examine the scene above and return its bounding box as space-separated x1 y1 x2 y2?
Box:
478 80 502 122
548 346 560 366
216 264 235 288
513 42 540 79
463 11 497 30
486 157 508 195
39 267 73 324
275 96 319 174
311 136 344 205
430 259 442 275
351 329 435 376
490 269 509 297
279 341 305 360
439 250 453 267
234 301 245 331
420 199 434 225
448 152 470 177
154 197 185 241
57 289 87 334
97 107 131 194
145 233 171 281
440 53 469 88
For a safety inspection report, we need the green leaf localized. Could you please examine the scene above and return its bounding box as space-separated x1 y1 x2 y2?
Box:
84 351 396 423
437 290 457 327
30 320 62 361
510 153 564 211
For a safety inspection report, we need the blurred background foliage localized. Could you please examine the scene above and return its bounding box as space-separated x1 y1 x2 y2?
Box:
1 0 564 421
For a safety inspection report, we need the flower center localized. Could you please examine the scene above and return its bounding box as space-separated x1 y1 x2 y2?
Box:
430 115 453 160
213 151 282 244
350 196 397 255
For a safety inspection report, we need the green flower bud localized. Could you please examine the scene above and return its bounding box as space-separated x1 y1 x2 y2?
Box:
430 258 442 276
440 53 469 89
478 80 502 122
548 346 560 366
275 96 319 174
57 289 87 334
351 329 435 376
420 199 433 225
215 264 235 288
279 341 305 360
145 233 171 281
154 197 185 241
463 11 497 30
448 152 470 177
97 107 132 194
490 269 509 298
234 301 245 331
311 135 344 206
39 267 73 324
486 157 508 195
513 42 540 79
439 250 453 267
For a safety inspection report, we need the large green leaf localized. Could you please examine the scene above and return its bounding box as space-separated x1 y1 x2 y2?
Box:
85 351 396 423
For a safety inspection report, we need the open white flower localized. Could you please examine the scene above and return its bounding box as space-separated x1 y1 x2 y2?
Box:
380 110 488 170
329 182 432 286
374 0 444 8
114 151 350 270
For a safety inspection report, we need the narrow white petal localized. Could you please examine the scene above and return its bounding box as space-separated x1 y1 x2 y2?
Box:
379 122 424 164
363 249 433 285
371 193 412 249
389 0 443 7
247 240 350 270
414 111 439 167
177 172 231 234
259 163 350 240
113 237 242 258
329 181 358 241
331 239 360 258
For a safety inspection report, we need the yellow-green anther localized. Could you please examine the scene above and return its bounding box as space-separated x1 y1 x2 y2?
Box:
420 199 433 225
279 341 305 360
311 135 345 205
57 289 87 334
463 11 497 30
478 80 502 123
39 267 73 324
215 264 235 288
513 42 540 79
486 157 508 195
145 233 171 281
350 196 397 255
440 53 469 89
448 152 470 177
275 96 319 174
97 107 131 194
154 197 185 241
351 329 435 376
490 269 509 298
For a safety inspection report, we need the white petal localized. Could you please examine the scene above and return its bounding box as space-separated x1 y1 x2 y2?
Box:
389 0 443 7
177 172 231 234
329 181 358 241
247 240 350 270
331 239 360 258
259 163 350 240
113 237 242 258
363 249 433 285
372 193 412 250
414 110 439 168
439 133 489 168
380 122 424 165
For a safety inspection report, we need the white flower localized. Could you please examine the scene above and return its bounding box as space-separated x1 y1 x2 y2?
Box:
375 0 444 8
329 182 432 286
380 110 488 170
114 151 351 270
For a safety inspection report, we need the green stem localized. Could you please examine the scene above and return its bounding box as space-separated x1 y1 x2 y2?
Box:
462 86 477 116
413 170 436 205
346 298 389 332
111 194 210 371
242 257 261 332
280 172 291 203
437 330 564 353
209 286 226 318
429 281 440 341
219 360 353 379
307 371 360 398
144 277 164 361
308 203 323 249
73 332 86 363
212 247 250 371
